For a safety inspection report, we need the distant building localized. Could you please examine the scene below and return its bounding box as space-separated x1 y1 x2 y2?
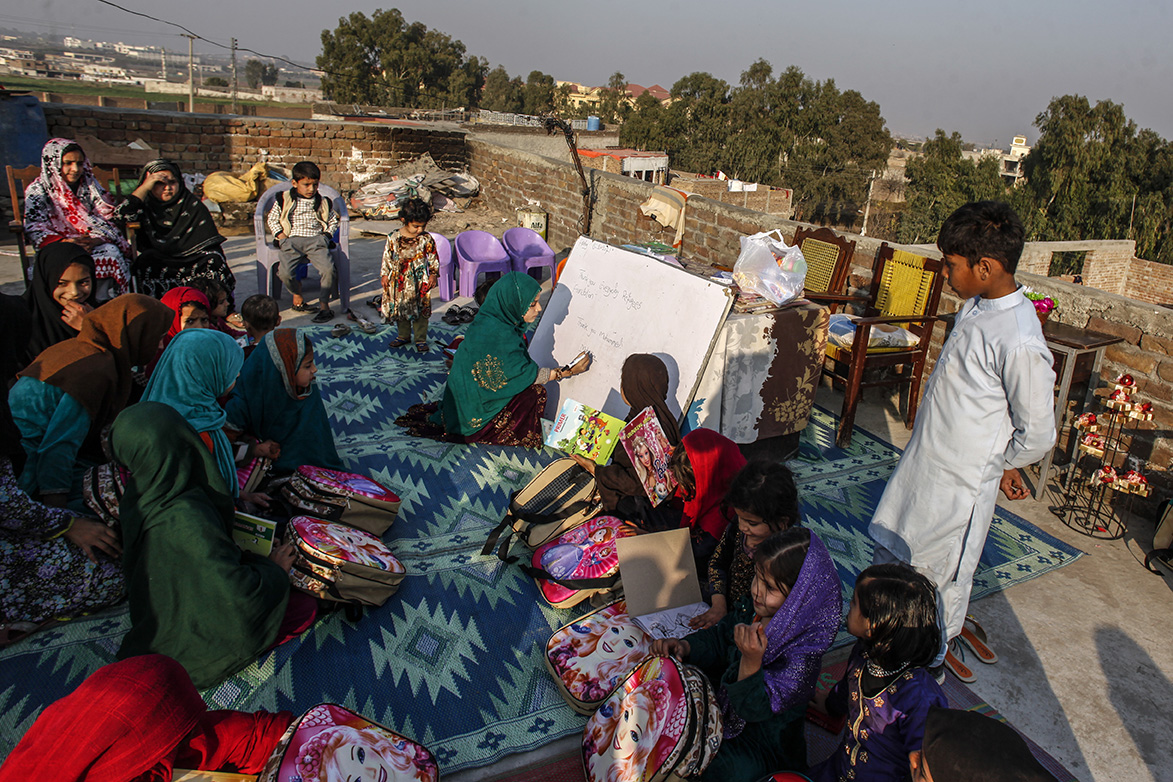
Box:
1001 135 1031 186
557 80 672 113
578 148 669 184
261 84 323 104
64 37 96 50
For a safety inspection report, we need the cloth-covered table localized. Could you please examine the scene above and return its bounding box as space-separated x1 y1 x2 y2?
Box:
689 302 829 442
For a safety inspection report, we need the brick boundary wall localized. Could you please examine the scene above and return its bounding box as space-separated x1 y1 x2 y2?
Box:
40 105 467 192
467 140 1173 498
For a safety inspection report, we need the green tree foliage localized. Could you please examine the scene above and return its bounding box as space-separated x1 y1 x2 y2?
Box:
317 8 484 108
244 59 278 89
481 65 522 113
1017 95 1173 263
899 130 1007 243
618 61 891 225
204 76 228 88
596 71 631 124
522 70 555 116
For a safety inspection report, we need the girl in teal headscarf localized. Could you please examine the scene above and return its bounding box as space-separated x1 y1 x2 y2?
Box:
397 272 590 447
142 328 244 496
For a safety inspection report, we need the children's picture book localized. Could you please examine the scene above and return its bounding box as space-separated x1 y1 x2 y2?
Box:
619 407 678 505
232 512 278 557
545 398 625 464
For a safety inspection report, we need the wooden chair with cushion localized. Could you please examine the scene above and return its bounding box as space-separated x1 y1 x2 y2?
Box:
822 242 945 447
7 164 130 287
793 225 856 311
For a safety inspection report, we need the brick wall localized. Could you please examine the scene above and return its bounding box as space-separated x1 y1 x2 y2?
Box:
40 105 466 191
1123 257 1173 307
467 140 1173 496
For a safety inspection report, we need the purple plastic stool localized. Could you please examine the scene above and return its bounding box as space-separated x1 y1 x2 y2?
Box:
430 232 455 302
503 226 556 283
454 230 512 299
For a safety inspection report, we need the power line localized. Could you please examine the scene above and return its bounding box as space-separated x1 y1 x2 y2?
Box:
0 12 179 38
94 0 325 74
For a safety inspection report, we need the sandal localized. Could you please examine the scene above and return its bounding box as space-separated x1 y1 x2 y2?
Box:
311 309 335 324
958 615 998 664
388 337 411 349
355 317 378 334
442 306 462 325
458 305 478 323
291 302 315 313
367 295 383 309
944 640 977 683
416 341 430 353
331 323 351 338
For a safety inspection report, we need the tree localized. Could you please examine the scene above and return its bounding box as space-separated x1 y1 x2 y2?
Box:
284 80 305 88
244 59 278 89
481 65 522 113
596 71 630 124
898 129 1007 243
522 70 555 116
204 76 228 88
620 92 667 150
317 9 482 107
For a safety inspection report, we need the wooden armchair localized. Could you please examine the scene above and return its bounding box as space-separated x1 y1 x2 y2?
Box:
822 242 945 447
7 164 131 287
794 225 856 311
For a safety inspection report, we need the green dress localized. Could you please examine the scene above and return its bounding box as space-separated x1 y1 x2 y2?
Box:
110 402 290 689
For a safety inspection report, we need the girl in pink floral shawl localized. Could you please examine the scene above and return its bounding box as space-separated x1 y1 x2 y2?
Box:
22 138 131 300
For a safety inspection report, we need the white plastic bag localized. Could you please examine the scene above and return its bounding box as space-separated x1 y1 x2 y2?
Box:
732 229 807 305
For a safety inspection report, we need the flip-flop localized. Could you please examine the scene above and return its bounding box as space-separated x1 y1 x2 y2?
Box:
415 341 429 353
355 317 378 334
442 306 462 325
388 337 410 349
958 615 998 664
944 640 977 683
458 305 478 323
331 323 351 338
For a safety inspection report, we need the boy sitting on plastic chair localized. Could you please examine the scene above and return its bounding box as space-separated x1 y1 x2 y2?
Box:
266 161 339 323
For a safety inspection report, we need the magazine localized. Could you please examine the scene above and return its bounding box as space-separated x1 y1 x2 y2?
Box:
545 398 625 464
618 407 678 506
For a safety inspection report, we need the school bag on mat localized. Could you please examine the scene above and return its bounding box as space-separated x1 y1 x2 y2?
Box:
288 516 405 606
527 515 635 609
545 598 654 714
281 465 401 535
582 655 723 782
257 703 439 782
82 462 127 525
482 456 601 561
237 456 272 494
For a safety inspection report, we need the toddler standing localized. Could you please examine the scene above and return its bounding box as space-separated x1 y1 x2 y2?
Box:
380 198 439 353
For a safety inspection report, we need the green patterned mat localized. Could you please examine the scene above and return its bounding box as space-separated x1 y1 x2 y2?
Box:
0 327 1082 772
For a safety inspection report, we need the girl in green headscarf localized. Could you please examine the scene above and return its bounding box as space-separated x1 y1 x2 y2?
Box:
110 402 305 689
397 272 590 447
142 328 243 497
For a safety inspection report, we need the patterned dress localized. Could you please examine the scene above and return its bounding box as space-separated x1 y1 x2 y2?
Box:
380 232 439 322
0 458 124 624
707 523 757 606
809 643 948 782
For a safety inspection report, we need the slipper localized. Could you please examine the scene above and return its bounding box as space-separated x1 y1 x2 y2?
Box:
958 615 998 664
291 302 315 313
354 316 378 334
311 309 335 324
458 305 478 323
367 295 383 308
416 341 429 353
442 306 462 325
331 323 351 338
944 640 977 683
388 337 411 349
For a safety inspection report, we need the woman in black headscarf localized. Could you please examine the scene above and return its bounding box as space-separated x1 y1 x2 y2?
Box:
115 159 234 299
23 242 96 363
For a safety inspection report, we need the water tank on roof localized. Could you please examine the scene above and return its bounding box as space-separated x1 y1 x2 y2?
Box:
0 93 48 171
586 116 601 131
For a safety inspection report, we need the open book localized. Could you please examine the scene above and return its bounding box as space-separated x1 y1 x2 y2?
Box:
544 398 625 464
619 407 678 506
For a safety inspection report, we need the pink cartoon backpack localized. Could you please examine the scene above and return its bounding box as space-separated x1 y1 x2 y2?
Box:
281 465 402 535
525 515 635 608
287 516 405 606
258 703 439 782
545 598 653 714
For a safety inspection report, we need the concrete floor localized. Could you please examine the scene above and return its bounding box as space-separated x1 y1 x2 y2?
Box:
4 231 1171 782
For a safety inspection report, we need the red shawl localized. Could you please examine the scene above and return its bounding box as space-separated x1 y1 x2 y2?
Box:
161 286 211 339
679 428 746 540
0 655 291 782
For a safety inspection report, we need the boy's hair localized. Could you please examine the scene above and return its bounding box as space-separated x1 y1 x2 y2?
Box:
723 460 801 532
400 197 432 225
668 441 695 501
291 161 321 181
753 527 811 596
240 294 280 331
474 277 497 307
854 563 941 670
936 200 1025 274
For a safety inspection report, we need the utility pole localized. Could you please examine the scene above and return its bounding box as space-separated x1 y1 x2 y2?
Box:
230 37 238 114
161 48 166 80
1129 192 1138 239
184 35 195 112
860 170 877 236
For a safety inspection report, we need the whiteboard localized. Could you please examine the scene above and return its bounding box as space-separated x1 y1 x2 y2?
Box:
529 237 733 421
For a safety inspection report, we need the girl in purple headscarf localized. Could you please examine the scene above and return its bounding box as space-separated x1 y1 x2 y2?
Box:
652 527 841 781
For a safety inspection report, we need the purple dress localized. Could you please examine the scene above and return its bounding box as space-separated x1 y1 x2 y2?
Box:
0 459 124 624
809 643 948 782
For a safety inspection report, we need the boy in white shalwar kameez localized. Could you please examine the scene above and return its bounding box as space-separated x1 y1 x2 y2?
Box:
868 201 1056 683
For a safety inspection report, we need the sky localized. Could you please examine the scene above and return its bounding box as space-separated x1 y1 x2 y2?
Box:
6 0 1172 147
